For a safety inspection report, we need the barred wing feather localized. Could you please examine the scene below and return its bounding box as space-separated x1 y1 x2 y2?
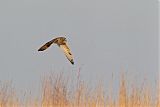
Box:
60 43 74 65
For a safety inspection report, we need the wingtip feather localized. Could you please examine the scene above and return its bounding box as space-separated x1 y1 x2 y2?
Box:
70 60 74 65
38 48 43 51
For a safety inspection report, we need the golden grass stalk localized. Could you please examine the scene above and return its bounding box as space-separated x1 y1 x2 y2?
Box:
0 81 19 107
0 72 158 107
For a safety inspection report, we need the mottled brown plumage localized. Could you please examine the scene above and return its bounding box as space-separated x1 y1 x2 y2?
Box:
38 37 74 65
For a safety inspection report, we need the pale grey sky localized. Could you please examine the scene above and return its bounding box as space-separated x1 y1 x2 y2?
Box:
0 0 158 96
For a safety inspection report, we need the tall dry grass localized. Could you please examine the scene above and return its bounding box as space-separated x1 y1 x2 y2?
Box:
41 72 159 107
0 72 159 107
0 81 19 107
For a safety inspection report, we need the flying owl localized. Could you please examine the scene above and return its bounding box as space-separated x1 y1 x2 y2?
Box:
38 37 74 65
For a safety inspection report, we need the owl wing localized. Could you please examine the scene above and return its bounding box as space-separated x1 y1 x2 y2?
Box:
38 38 57 51
59 43 74 65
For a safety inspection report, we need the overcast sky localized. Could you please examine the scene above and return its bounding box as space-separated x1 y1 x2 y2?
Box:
0 0 158 96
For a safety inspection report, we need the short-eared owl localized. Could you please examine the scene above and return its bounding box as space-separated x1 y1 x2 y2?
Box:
38 37 74 65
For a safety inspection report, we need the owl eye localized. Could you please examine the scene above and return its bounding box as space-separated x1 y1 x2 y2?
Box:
69 52 72 55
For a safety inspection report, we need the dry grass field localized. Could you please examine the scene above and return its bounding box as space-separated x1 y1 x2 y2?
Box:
0 72 159 107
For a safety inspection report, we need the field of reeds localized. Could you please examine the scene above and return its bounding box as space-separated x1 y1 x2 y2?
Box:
0 72 159 107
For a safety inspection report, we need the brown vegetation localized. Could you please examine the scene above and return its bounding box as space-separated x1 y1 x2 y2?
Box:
0 72 159 107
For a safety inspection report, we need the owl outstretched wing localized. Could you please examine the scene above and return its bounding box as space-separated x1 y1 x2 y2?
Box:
59 43 74 65
38 38 57 51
